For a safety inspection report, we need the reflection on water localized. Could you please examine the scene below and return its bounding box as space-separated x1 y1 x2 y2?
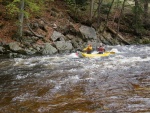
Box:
0 45 150 113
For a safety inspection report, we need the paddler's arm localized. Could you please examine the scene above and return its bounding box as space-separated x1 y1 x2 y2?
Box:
83 47 87 51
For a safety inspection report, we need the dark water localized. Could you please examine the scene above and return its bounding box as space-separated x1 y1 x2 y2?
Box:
0 45 150 113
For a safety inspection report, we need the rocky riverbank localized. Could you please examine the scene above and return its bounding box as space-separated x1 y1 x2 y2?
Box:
0 1 149 58
0 24 118 57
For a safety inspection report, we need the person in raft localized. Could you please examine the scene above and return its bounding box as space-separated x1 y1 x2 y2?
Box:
97 43 105 54
83 44 93 54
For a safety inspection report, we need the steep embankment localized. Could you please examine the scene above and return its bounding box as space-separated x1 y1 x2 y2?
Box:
0 1 149 57
0 4 17 43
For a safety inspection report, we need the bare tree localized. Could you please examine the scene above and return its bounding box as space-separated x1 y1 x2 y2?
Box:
117 0 126 34
90 0 94 20
103 0 115 32
143 0 149 24
18 0 25 38
134 0 140 34
97 0 103 25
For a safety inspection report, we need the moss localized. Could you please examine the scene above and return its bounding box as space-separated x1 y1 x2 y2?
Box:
141 38 150 44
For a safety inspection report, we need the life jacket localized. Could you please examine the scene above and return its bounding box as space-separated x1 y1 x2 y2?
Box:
83 46 92 51
98 47 105 52
87 46 92 51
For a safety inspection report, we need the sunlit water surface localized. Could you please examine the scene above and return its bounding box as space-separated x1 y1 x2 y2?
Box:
0 45 150 113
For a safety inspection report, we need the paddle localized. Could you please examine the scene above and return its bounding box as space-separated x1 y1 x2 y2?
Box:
76 49 83 52
105 51 116 54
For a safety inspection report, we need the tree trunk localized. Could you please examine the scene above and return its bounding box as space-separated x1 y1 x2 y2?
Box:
143 0 148 24
18 0 25 38
117 0 126 33
102 0 115 32
134 0 140 34
90 0 94 20
97 0 103 25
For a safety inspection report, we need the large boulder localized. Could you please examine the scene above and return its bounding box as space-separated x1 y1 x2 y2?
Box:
51 31 65 41
55 41 73 51
79 25 97 39
42 43 58 55
8 42 26 54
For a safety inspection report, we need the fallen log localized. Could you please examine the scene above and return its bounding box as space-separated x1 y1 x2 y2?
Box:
107 26 130 45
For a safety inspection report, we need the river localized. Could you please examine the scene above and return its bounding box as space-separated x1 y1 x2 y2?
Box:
0 45 150 113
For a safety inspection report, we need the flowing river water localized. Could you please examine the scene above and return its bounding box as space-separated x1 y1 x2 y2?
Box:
0 45 150 113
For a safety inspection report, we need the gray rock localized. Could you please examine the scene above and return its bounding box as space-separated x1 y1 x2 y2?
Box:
55 41 73 51
71 38 80 48
25 49 36 55
9 42 22 51
51 31 65 41
42 43 57 55
79 25 97 39
8 42 26 54
0 46 4 53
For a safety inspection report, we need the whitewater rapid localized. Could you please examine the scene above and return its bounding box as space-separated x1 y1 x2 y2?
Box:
0 44 150 113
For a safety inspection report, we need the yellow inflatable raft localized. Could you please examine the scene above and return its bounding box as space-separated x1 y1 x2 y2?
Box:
81 51 115 58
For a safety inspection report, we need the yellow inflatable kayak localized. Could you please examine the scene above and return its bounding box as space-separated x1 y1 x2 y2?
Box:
81 51 115 58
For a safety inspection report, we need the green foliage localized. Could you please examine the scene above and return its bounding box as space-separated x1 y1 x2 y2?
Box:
65 0 88 19
6 0 43 18
141 38 150 44
101 3 112 14
65 0 75 5
114 0 123 8
65 0 87 5
133 37 150 44
6 0 20 16
132 5 143 14
75 0 87 5
6 3 19 16
25 1 40 13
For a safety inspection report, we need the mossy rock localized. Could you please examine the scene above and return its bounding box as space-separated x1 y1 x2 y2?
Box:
140 37 150 44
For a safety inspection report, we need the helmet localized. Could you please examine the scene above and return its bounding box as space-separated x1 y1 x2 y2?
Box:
100 43 103 46
88 44 92 47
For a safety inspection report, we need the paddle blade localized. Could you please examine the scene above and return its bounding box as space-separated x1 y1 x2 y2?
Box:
105 51 115 54
110 52 115 54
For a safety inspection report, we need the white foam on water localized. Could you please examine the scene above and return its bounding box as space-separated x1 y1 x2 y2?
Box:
50 75 81 93
110 48 120 53
16 74 29 80
13 58 24 66
66 53 79 58
13 56 68 68
12 93 33 102
116 57 150 64
68 68 79 72
12 45 150 75
60 75 80 84
14 57 40 67
126 97 150 112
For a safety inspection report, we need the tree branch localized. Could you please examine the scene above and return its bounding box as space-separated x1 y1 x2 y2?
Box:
27 23 44 39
